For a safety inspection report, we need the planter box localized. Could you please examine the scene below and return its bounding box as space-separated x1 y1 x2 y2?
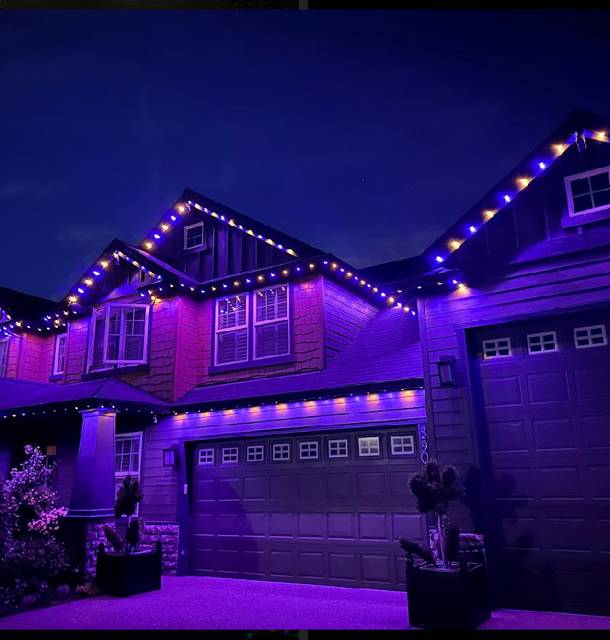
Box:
96 542 162 597
405 559 491 629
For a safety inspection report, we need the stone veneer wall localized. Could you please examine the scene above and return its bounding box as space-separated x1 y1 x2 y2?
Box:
83 520 180 579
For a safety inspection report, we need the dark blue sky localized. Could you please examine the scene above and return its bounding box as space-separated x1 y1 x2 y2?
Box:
2 10 610 300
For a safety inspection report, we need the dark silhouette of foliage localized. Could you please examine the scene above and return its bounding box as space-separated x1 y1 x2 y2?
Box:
399 538 435 565
446 525 461 563
114 476 143 518
125 518 141 552
102 524 123 552
409 460 462 516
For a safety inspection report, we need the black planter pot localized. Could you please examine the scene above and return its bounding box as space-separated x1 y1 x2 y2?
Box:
96 542 162 597
405 558 491 629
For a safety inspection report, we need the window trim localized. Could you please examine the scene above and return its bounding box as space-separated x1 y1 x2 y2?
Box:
574 324 608 349
564 166 610 219
115 431 143 478
527 331 558 355
482 337 512 359
246 444 265 463
198 448 215 465
221 446 239 464
272 442 290 462
390 434 415 456
184 222 205 250
298 440 319 460
327 438 349 459
214 293 250 367
357 436 381 458
0 338 9 378
53 333 67 376
253 284 291 361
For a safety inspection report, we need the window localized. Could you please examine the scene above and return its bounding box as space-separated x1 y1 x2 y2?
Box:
53 334 67 375
527 331 558 354
115 433 142 475
328 439 348 459
222 447 239 464
358 436 380 457
565 167 610 217
0 339 9 378
215 294 249 365
184 222 205 250
246 445 264 462
574 324 607 349
198 448 214 465
299 441 319 460
482 338 512 359
87 304 150 372
390 435 415 456
272 443 290 461
254 285 290 359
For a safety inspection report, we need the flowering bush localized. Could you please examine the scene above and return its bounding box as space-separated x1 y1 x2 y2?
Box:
0 445 68 610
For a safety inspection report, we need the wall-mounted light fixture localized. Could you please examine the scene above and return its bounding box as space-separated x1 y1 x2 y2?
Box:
162 447 177 468
437 356 457 387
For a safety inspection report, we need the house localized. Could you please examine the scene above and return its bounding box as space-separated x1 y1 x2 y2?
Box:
0 109 609 616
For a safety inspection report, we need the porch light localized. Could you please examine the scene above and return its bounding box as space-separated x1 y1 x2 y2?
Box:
437 356 457 387
162 448 177 468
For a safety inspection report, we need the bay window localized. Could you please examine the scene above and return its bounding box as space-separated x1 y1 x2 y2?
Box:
87 304 150 372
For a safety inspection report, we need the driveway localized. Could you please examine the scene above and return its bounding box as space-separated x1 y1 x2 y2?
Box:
1 576 610 630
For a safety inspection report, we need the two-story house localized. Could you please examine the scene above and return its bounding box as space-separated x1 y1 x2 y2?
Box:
1 110 609 616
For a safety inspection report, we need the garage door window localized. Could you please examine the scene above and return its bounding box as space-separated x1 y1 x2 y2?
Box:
482 337 512 359
328 439 348 459
272 443 290 461
574 325 607 349
299 441 319 460
527 331 558 354
358 436 381 457
222 447 239 463
390 435 415 456
198 448 214 465
246 445 265 462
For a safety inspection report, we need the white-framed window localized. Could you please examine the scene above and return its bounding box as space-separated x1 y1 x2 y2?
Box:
390 434 415 456
574 324 608 349
246 444 265 462
482 337 512 359
0 338 9 378
328 439 348 459
198 448 214 465
272 442 290 461
184 222 205 250
115 432 142 515
565 166 610 217
87 304 150 372
254 285 290 360
53 334 67 376
527 331 558 354
358 436 380 457
215 294 249 366
222 447 239 464
299 441 319 460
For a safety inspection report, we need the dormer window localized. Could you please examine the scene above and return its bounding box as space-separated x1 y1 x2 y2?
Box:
87 304 150 373
184 222 205 250
565 167 610 218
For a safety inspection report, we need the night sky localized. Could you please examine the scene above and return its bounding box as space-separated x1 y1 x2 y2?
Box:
2 10 610 300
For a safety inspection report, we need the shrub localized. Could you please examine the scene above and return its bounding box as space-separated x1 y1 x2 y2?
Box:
103 475 143 554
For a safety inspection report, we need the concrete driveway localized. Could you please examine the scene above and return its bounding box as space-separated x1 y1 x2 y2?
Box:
1 576 610 630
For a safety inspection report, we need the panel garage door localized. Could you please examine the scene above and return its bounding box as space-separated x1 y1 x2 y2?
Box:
474 310 610 615
190 426 425 589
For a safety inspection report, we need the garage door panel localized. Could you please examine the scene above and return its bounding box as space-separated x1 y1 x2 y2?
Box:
581 415 610 447
190 426 422 589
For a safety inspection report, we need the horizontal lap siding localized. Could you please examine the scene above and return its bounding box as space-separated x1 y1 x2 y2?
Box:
140 389 426 522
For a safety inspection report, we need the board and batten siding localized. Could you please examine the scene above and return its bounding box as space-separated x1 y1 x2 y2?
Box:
139 389 426 522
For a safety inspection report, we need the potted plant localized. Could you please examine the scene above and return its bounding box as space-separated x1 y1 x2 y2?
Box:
95 475 161 597
400 460 491 629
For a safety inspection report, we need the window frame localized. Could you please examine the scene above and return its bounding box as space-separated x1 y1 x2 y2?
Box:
298 440 319 460
115 431 143 478
564 166 610 219
221 446 239 464
0 338 9 378
246 444 265 463
357 436 381 458
527 331 558 355
389 434 415 457
574 324 608 349
482 337 512 359
184 222 205 250
327 438 349 459
198 448 215 466
253 284 291 361
87 303 151 373
272 442 291 462
214 293 250 366
53 333 67 376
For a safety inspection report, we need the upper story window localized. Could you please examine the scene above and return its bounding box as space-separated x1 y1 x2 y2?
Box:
87 304 150 373
565 167 610 218
0 338 9 378
184 222 205 250
53 334 67 376
214 285 290 367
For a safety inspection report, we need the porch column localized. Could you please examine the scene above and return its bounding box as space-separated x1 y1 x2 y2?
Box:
68 408 116 518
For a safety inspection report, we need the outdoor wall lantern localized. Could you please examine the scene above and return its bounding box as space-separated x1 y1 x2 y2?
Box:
162 447 177 468
437 356 457 387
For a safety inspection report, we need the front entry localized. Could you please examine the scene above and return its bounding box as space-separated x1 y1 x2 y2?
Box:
189 425 424 589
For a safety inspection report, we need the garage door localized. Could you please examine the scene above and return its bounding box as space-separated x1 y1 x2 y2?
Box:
189 425 425 589
474 309 610 615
